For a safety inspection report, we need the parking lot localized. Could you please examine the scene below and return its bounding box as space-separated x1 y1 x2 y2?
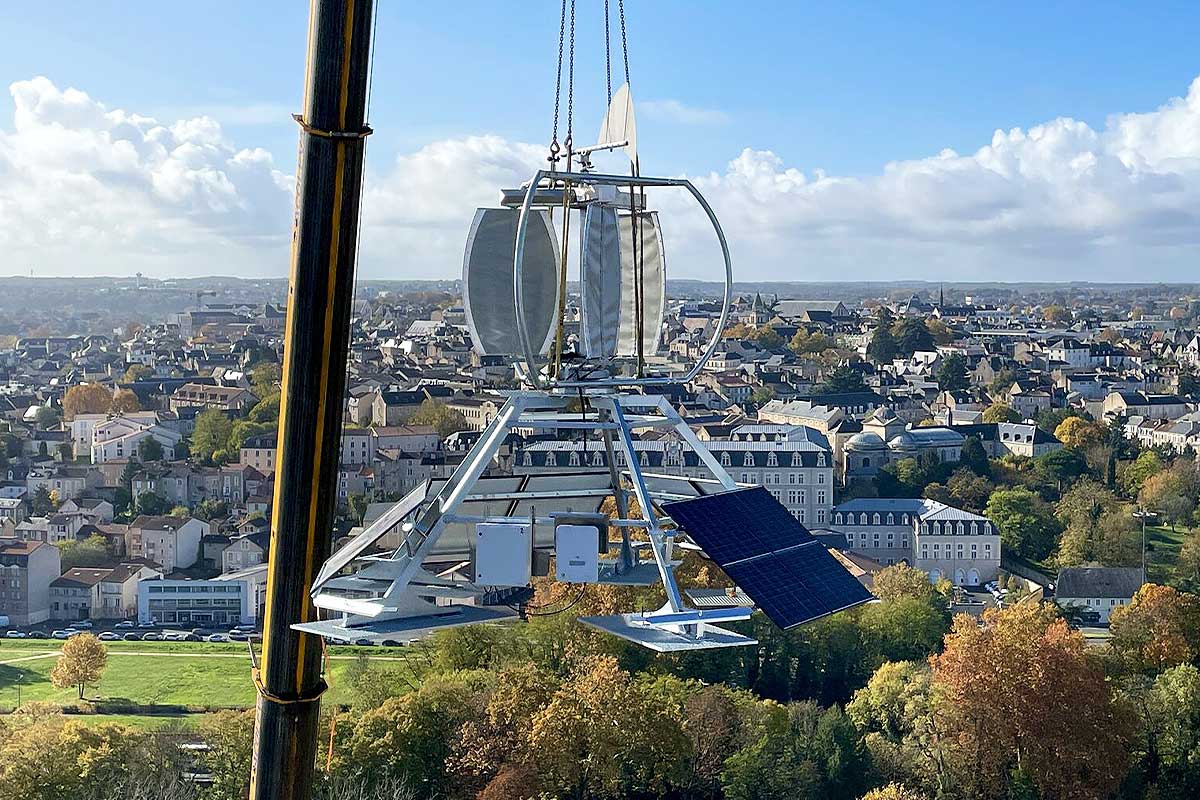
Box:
3 619 261 644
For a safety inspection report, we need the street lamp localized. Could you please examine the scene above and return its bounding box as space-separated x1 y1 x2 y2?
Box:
1131 509 1160 584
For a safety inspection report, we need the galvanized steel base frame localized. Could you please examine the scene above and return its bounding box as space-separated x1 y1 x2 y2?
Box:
295 390 758 650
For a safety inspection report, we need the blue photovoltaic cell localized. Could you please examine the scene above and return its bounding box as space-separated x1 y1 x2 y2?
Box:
720 543 874 629
663 487 874 629
662 486 815 564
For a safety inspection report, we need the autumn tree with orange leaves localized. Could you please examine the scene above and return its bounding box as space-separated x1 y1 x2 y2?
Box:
1109 583 1200 675
931 602 1133 800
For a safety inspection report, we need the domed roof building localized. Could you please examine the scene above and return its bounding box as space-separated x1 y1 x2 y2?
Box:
840 406 966 482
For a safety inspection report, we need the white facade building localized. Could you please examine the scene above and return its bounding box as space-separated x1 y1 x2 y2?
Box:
832 498 1001 585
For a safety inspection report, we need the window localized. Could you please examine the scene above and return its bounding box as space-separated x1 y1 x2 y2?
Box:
817 490 826 505
873 513 881 525
886 513 894 525
817 453 826 466
835 513 843 524
816 509 825 523
818 473 826 484
568 451 580 467
720 452 731 467
767 451 778 467
743 452 754 467
791 452 802 467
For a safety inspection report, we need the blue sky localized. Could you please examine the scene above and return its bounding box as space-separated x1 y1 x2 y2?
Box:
3 1 1200 280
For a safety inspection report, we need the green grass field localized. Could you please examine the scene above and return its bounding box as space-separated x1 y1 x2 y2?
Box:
0 638 414 718
1145 524 1189 585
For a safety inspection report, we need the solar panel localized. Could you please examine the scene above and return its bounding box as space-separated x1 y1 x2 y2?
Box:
663 487 874 629
719 543 874 629
662 486 815 564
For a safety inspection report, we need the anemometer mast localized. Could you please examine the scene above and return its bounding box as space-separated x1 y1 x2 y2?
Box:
250 2 374 799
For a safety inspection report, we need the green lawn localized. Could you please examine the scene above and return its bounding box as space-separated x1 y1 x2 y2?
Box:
0 639 413 714
1145 524 1189 585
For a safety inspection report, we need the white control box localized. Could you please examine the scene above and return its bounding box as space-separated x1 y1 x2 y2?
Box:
474 523 532 586
555 524 601 583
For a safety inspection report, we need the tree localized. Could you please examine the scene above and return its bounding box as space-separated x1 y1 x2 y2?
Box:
228 419 273 452
790 329 836 355
1123 663 1200 799
1109 583 1200 675
818 365 868 394
192 408 234 463
926 318 954 346
200 710 256 800
57 534 110 569
250 361 281 398
62 383 113 421
136 491 170 516
347 493 369 524
194 498 230 522
872 563 942 607
958 436 991 477
122 363 153 382
866 324 899 364
248 393 280 424
935 354 969 392
1032 447 1088 491
137 435 164 462
529 655 690 799
1054 416 1106 450
30 485 54 516
981 402 1020 424
861 784 930 800
1140 467 1198 531
109 388 141 414
34 405 61 429
408 398 469 438
895 317 934 356
1121 450 1164 498
50 633 108 699
985 487 1061 561
931 602 1132 800
746 386 774 410
722 701 870 800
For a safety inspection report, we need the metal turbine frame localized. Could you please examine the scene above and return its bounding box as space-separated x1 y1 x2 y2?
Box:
299 172 751 649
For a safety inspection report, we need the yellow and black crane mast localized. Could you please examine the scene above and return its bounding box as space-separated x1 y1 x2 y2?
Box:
249 1 375 798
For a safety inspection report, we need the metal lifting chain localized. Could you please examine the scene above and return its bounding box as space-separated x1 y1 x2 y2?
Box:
604 0 612 105
618 0 630 86
549 0 567 163
565 0 575 152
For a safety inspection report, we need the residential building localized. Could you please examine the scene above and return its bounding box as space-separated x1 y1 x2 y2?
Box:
169 382 258 413
222 531 268 573
831 498 1001 585
127 515 208 572
1055 566 1143 624
50 567 111 621
0 537 60 625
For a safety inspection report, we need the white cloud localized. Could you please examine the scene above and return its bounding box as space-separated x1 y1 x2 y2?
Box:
7 75 1200 280
640 99 730 126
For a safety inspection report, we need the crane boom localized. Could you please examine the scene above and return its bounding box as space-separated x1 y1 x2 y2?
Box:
249 2 375 798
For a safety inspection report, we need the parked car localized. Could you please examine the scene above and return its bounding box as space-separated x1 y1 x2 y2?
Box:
141 632 163 641
190 628 208 637
380 639 402 647
72 620 93 629
232 624 257 632
98 632 121 641
27 630 47 639
184 633 202 642
162 632 185 641
207 634 230 643
354 638 374 647
138 621 157 629
5 630 27 639
122 632 142 641
51 630 72 640
114 620 136 629
228 631 249 642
